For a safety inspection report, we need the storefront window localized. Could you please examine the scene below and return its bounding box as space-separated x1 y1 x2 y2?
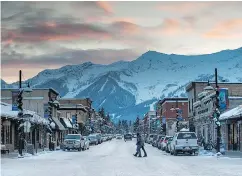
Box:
240 123 242 151
234 123 238 150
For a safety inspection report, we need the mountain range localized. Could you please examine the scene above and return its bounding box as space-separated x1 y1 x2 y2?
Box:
2 47 242 121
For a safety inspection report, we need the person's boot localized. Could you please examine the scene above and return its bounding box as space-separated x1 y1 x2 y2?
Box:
133 153 138 157
138 154 142 157
143 154 147 157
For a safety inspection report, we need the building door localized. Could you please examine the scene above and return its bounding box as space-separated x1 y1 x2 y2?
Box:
228 123 239 151
31 128 37 149
233 123 238 151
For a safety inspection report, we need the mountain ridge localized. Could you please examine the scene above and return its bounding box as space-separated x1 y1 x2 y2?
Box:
1 47 242 120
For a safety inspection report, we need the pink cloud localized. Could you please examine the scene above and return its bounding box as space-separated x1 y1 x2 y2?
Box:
204 19 242 39
96 1 113 14
1 23 112 43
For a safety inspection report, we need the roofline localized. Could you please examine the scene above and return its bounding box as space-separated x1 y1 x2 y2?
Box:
158 98 188 105
1 88 59 95
58 107 88 112
59 98 89 100
185 81 242 92
186 81 242 84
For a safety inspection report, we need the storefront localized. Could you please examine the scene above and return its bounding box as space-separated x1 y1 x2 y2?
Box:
220 105 242 152
1 102 49 152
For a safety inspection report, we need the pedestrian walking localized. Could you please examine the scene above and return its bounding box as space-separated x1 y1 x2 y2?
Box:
140 134 147 157
133 133 142 157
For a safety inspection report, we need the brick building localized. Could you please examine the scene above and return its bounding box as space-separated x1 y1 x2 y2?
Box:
157 98 188 136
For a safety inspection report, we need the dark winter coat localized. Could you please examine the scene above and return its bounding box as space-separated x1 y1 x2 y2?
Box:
136 135 142 146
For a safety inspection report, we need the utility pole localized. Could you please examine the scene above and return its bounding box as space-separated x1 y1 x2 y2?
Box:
18 70 23 156
215 68 221 153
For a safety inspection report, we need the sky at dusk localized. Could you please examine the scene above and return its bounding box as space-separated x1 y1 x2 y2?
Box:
1 1 242 83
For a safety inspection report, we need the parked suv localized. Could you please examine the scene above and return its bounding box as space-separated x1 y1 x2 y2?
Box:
124 134 132 141
170 131 199 156
63 134 85 151
88 134 99 145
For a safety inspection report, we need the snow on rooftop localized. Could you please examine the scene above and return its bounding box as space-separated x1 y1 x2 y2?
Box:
220 105 242 120
229 96 242 99
0 102 49 125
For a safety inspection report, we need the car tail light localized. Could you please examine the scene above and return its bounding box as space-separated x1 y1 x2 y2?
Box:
175 140 178 145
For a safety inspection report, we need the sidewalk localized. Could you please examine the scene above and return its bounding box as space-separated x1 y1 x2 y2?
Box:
223 151 242 159
1 148 53 159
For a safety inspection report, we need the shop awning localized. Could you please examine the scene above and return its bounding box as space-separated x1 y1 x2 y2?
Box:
220 105 242 120
60 117 73 128
51 117 66 131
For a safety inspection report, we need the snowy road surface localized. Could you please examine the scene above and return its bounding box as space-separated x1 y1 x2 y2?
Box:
1 140 242 176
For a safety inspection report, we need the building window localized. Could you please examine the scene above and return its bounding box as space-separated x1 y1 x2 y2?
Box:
189 100 191 113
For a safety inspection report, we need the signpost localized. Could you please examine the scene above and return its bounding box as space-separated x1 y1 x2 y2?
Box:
12 91 19 111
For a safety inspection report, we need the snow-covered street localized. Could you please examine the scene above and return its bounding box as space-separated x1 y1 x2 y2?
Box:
1 140 242 176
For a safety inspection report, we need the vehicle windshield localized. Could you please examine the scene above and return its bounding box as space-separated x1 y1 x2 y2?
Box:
89 135 96 139
64 135 80 140
177 133 197 139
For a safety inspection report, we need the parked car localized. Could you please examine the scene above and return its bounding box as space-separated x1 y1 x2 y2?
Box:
166 137 173 153
157 136 165 149
147 134 154 144
144 134 149 143
96 133 102 144
116 134 123 139
152 135 158 147
161 136 173 151
155 135 164 148
101 134 107 142
83 136 90 150
124 134 132 141
170 131 199 156
108 134 113 141
88 134 99 145
63 134 85 151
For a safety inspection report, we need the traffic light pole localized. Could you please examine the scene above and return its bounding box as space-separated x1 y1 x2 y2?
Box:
215 68 221 153
176 99 179 132
18 70 23 157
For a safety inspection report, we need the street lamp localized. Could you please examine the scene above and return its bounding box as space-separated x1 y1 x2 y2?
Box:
17 70 33 157
204 68 221 154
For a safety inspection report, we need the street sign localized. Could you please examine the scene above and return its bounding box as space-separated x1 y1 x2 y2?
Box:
12 91 19 111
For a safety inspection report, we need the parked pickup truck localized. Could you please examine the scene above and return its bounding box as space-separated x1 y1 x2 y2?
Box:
170 131 199 156
63 134 85 151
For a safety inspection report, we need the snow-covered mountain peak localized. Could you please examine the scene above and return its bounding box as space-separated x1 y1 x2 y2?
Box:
2 47 242 120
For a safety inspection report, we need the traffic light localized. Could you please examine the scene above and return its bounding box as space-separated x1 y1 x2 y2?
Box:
48 101 52 118
213 108 221 126
17 91 23 117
